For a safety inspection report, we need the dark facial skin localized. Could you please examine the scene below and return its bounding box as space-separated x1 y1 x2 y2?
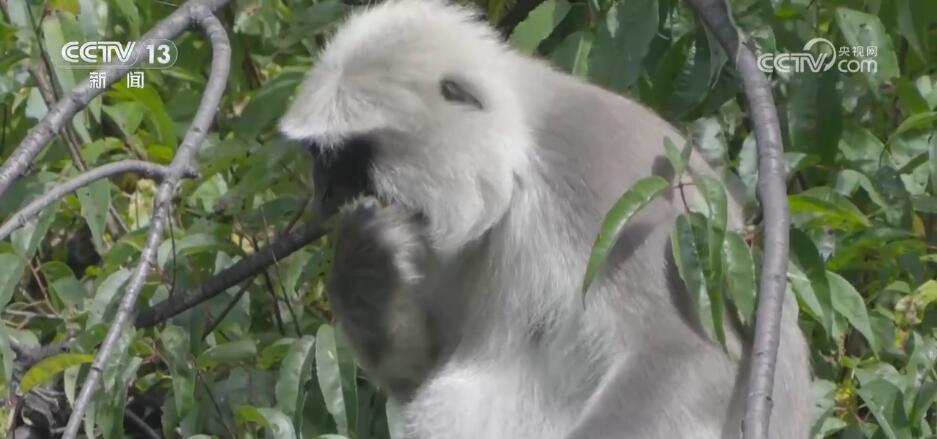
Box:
308 136 377 219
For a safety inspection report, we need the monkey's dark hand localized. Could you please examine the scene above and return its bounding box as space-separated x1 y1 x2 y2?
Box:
326 196 435 396
329 196 427 298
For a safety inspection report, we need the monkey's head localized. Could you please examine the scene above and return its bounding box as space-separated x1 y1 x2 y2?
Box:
279 0 532 252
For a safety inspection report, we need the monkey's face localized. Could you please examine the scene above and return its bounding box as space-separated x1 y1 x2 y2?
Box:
279 0 533 252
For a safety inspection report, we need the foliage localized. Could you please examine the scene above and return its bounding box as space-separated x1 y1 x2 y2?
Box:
0 0 934 438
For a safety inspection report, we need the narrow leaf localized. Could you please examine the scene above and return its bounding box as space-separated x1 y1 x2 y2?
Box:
582 176 670 294
19 353 93 394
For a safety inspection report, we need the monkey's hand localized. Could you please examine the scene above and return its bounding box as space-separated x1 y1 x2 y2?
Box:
327 196 435 398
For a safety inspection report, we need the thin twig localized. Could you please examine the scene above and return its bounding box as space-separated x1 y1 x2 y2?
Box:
124 409 161 439
135 216 328 328
202 281 252 337
0 0 232 199
262 205 303 336
195 367 236 438
261 270 287 335
60 4 232 438
0 161 172 240
681 1 790 438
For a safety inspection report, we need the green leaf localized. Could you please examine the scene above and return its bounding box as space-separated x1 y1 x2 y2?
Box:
588 0 658 91
671 213 715 339
76 179 111 254
789 187 870 230
857 379 912 439
98 356 142 439
663 136 691 178
275 336 316 432
835 8 901 92
839 122 888 174
835 169 889 209
102 102 146 138
19 353 93 394
160 325 194 419
551 31 593 77
510 0 571 54
196 340 257 369
691 175 728 347
11 204 56 259
88 269 132 327
895 0 926 61
887 112 937 145
582 176 670 294
787 70 841 164
906 333 937 428
0 253 26 312
911 195 937 214
827 271 878 355
51 275 88 308
41 14 93 143
789 229 833 334
316 324 348 435
723 233 755 326
930 131 937 195
236 406 298 439
109 84 177 148
236 72 304 140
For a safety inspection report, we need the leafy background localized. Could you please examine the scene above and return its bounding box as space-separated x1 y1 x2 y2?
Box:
0 0 935 438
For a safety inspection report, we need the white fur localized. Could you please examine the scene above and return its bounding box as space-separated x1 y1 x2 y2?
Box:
281 0 532 252
280 1 812 438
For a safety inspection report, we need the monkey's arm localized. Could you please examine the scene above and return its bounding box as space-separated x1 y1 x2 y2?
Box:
327 197 437 399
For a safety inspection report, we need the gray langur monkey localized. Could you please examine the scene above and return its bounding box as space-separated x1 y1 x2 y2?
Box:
279 1 812 438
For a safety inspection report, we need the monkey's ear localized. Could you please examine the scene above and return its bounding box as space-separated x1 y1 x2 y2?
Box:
439 76 484 110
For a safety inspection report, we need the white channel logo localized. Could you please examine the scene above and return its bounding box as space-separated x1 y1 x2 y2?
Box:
59 40 177 69
758 38 878 74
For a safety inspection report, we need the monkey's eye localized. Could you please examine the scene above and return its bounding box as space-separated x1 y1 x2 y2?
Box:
440 78 483 110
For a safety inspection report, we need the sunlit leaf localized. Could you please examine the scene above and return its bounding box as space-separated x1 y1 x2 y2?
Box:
827 271 879 355
19 353 93 394
582 176 670 294
589 0 658 91
196 340 257 369
835 8 901 93
76 179 111 254
316 324 348 435
236 406 298 439
510 0 571 53
276 336 316 431
723 233 755 326
551 31 593 77
789 229 833 335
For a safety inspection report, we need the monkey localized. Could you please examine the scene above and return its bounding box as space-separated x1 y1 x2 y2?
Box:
278 1 812 438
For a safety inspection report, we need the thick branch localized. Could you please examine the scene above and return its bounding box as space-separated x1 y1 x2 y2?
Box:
61 5 232 438
0 0 231 200
681 1 790 438
134 216 328 328
0 161 171 240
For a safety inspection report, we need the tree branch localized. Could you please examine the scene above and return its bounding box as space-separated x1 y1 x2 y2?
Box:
0 0 231 200
60 4 232 438
680 1 790 438
134 216 328 328
0 161 172 240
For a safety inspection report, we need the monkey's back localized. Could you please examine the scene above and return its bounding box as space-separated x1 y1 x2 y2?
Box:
481 55 814 439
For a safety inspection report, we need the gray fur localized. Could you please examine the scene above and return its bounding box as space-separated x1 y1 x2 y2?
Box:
281 1 812 438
